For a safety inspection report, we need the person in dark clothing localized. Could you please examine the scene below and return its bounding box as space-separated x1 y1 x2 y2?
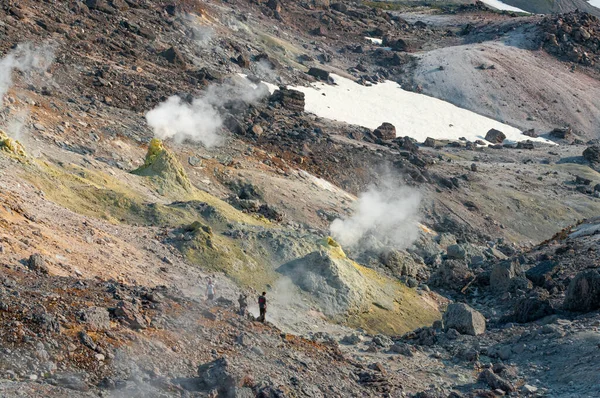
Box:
238 294 248 316
258 292 267 322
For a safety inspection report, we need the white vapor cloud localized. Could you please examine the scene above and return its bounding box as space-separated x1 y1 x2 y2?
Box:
0 43 55 105
146 95 223 147
330 180 421 251
145 78 269 146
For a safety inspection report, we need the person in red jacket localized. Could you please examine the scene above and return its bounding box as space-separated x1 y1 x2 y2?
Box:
258 292 267 322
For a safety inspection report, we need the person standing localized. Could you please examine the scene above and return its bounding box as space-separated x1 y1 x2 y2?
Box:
258 292 267 322
206 278 215 301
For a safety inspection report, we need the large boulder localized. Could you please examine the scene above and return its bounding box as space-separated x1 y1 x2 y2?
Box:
583 145 600 163
27 253 49 274
509 297 554 323
331 2 347 12
446 244 466 260
373 122 396 140
383 36 414 52
485 128 506 144
379 250 422 278
443 303 486 336
563 270 600 312
86 0 115 13
160 46 187 65
490 260 524 292
196 358 235 392
307 67 330 81
526 260 560 287
429 260 474 292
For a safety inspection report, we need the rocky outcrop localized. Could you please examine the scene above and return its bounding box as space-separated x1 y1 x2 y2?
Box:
27 253 49 274
373 123 396 140
78 307 111 331
160 46 187 66
269 88 305 112
542 11 600 67
509 297 554 323
563 269 600 312
430 260 474 292
443 303 486 336
549 127 573 140
583 145 600 163
196 358 240 396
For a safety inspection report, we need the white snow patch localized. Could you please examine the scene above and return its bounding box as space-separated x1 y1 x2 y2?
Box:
365 37 383 45
588 0 600 9
298 170 355 200
480 0 529 13
289 74 553 145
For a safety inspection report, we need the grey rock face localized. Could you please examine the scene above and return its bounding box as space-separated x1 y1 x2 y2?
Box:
443 303 486 336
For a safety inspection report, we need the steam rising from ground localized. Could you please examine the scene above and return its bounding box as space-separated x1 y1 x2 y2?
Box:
0 43 55 105
145 79 269 146
330 180 421 251
4 109 29 142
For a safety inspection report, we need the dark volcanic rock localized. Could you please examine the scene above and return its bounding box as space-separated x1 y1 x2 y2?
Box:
331 2 348 12
86 0 115 13
549 127 572 140
269 88 305 112
196 357 238 393
308 67 330 81
485 129 506 144
526 260 560 287
583 145 600 163
516 140 534 150
564 269 600 312
510 297 554 323
237 54 250 68
373 122 396 140
160 46 186 65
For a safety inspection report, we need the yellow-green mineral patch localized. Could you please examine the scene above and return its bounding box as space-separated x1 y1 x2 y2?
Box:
0 130 26 158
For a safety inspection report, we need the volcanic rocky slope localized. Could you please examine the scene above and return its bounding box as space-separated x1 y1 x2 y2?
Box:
0 0 600 397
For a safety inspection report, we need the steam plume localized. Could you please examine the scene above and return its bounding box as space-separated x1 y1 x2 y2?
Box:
330 180 421 251
0 43 55 105
145 78 269 146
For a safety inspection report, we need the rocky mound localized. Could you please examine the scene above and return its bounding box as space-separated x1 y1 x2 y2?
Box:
542 11 600 68
278 240 370 317
278 238 441 333
131 138 193 195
